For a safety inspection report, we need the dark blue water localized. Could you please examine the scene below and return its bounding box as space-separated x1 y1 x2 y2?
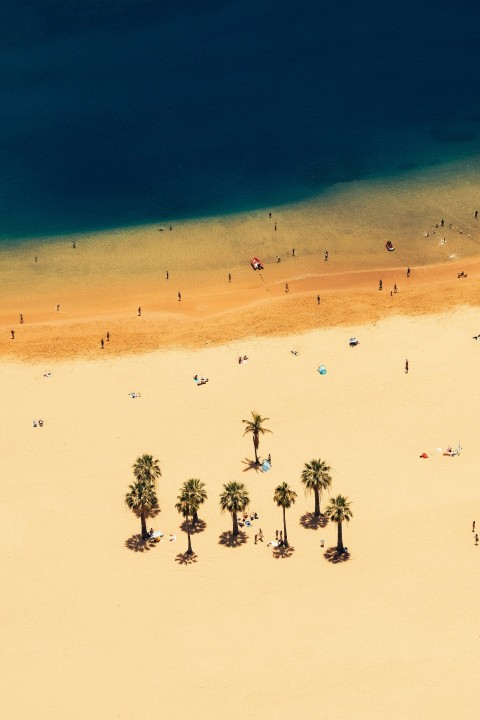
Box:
1 0 479 241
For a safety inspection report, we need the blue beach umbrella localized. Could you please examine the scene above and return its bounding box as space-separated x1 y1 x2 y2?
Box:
318 365 327 375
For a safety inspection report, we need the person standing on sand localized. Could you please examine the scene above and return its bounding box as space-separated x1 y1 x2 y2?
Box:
475 210 478 219
324 250 329 261
475 534 479 546
178 291 181 301
10 330 15 339
56 304 60 311
285 283 289 292
166 271 169 280
317 294 320 305
473 520 476 533
101 338 104 349
407 267 410 277
394 284 398 293
379 279 383 290
106 332 110 342
34 256 37 263
228 273 231 282
138 306 141 317
269 212 272 218
275 222 277 231
72 241 76 248
405 359 409 374
292 248 295 257
20 314 23 324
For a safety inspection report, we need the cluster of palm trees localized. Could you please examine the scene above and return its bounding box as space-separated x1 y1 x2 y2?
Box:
125 411 353 556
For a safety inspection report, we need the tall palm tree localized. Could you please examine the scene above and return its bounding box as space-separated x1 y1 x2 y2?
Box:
242 411 272 464
125 478 159 540
133 454 161 487
324 495 353 553
273 482 297 548
219 481 250 536
182 478 207 524
175 488 198 555
301 458 332 517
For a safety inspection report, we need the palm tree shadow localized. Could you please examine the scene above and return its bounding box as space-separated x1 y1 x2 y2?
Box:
218 530 248 547
299 512 329 530
242 457 261 473
175 552 198 565
181 519 207 534
125 534 158 552
324 546 351 564
272 544 295 559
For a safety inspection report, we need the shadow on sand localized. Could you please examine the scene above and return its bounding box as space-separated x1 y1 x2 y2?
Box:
299 512 329 530
125 534 159 553
272 544 295 559
242 457 261 473
175 552 198 566
181 519 207 535
324 546 351 564
218 530 248 548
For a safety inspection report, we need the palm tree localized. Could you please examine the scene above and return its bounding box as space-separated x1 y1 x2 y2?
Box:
273 482 297 548
182 478 207 524
133 454 161 487
219 481 250 536
242 411 272 464
301 458 332 517
125 478 159 540
175 488 198 555
324 495 353 553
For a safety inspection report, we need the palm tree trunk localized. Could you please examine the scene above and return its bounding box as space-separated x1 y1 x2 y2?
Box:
314 488 320 517
337 521 344 553
186 516 193 555
141 512 148 540
232 511 239 536
192 509 199 524
283 507 288 547
254 435 259 463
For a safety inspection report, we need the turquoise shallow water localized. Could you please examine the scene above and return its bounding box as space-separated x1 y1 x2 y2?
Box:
1 0 479 242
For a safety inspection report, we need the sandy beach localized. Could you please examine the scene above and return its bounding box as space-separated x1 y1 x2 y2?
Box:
2 162 480 719
2 305 480 719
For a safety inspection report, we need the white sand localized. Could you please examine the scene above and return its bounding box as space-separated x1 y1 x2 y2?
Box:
1 308 479 719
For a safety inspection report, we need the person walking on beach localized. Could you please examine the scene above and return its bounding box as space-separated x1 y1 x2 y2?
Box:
72 241 76 248
178 291 181 301
475 210 478 219
324 250 329 261
407 267 411 277
20 314 24 324
405 359 409 374
138 306 141 317
285 283 289 293
268 453 272 466
292 248 295 257
475 534 479 546
394 284 398 293
10 329 15 339
440 218 444 227
379 279 383 290
166 271 169 280
269 212 272 218
101 338 104 349
228 273 231 282
317 294 320 305
106 331 110 342
34 256 37 263
274 222 277 231
56 304 60 311
473 520 476 533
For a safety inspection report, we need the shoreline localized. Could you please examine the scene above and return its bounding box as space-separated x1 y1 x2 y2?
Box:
2 255 480 361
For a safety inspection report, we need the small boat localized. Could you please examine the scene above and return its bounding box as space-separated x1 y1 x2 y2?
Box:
386 240 395 252
251 256 264 270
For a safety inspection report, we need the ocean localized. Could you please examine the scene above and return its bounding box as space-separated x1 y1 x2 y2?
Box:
0 0 479 242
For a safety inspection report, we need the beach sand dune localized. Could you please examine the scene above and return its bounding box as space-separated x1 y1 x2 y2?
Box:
1 308 479 719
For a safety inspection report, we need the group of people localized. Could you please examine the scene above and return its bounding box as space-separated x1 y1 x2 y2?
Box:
193 375 208 385
238 355 249 364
